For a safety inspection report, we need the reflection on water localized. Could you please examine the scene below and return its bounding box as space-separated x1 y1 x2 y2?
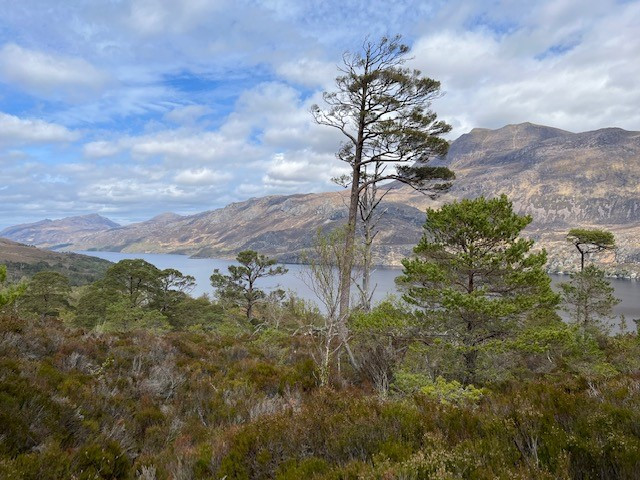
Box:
77 252 640 326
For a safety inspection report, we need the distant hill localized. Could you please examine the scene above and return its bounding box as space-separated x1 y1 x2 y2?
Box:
432 123 640 275
0 214 119 249
0 238 112 286
443 123 640 228
2 123 639 275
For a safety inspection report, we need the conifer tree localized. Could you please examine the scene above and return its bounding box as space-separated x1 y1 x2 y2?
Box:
210 250 287 323
567 228 615 271
312 34 453 339
397 195 558 382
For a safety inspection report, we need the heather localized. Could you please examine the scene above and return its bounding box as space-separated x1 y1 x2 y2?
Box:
0 310 638 479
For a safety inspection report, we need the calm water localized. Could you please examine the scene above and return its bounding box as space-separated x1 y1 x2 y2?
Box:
78 251 640 322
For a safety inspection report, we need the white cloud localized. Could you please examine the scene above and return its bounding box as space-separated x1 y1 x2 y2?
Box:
276 58 337 88
83 140 124 159
174 167 231 185
224 82 342 153
130 130 261 163
0 43 111 100
263 151 348 188
410 0 640 135
83 128 263 165
0 112 80 146
125 0 223 36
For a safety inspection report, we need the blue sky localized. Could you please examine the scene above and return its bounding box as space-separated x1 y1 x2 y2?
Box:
0 0 639 229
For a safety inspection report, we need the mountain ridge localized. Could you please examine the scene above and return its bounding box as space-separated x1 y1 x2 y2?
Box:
2 123 639 275
1 214 120 249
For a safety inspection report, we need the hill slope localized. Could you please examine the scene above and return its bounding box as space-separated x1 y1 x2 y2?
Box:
0 238 112 285
0 214 119 249
2 123 639 273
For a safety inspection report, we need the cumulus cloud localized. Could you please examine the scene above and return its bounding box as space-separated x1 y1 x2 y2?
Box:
263 151 348 189
0 112 80 146
83 140 124 159
276 58 337 88
85 129 263 165
411 0 640 134
0 43 110 100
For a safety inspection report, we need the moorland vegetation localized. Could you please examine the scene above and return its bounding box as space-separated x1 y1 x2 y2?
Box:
1 195 639 479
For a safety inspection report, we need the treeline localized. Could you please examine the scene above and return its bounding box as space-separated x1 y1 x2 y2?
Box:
0 254 111 286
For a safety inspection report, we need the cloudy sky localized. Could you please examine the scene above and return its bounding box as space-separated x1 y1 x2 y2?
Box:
0 0 638 229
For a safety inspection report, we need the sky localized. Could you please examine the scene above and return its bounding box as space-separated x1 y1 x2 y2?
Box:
0 0 639 229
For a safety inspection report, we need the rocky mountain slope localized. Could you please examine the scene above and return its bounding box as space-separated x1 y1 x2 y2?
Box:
441 123 640 228
0 214 119 249
428 123 640 275
66 192 426 265
2 123 639 274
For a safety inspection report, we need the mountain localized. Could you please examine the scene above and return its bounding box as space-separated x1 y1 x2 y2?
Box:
430 123 640 275
69 193 426 264
2 123 639 274
0 238 112 285
0 214 120 249
443 123 640 228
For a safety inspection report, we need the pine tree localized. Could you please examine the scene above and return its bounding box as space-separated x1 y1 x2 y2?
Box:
312 34 453 343
397 195 558 382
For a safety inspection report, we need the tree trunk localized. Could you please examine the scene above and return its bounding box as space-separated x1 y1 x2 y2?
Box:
337 166 360 366
361 230 373 312
337 87 366 365
463 348 478 384
247 281 254 322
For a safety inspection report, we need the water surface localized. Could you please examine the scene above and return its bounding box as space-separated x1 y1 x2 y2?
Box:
77 251 640 324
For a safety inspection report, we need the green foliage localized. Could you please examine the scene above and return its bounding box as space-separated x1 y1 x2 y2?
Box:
0 442 72 480
351 301 415 394
74 259 208 332
73 283 118 328
72 441 131 479
350 299 413 333
0 312 638 479
275 457 331 479
419 376 486 406
166 294 223 330
0 225 636 480
561 265 620 334
20 271 72 319
567 228 616 271
567 228 615 245
99 300 171 332
101 259 162 307
0 265 26 312
0 254 111 287
397 195 559 382
211 250 287 323
74 259 165 328
155 268 196 312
